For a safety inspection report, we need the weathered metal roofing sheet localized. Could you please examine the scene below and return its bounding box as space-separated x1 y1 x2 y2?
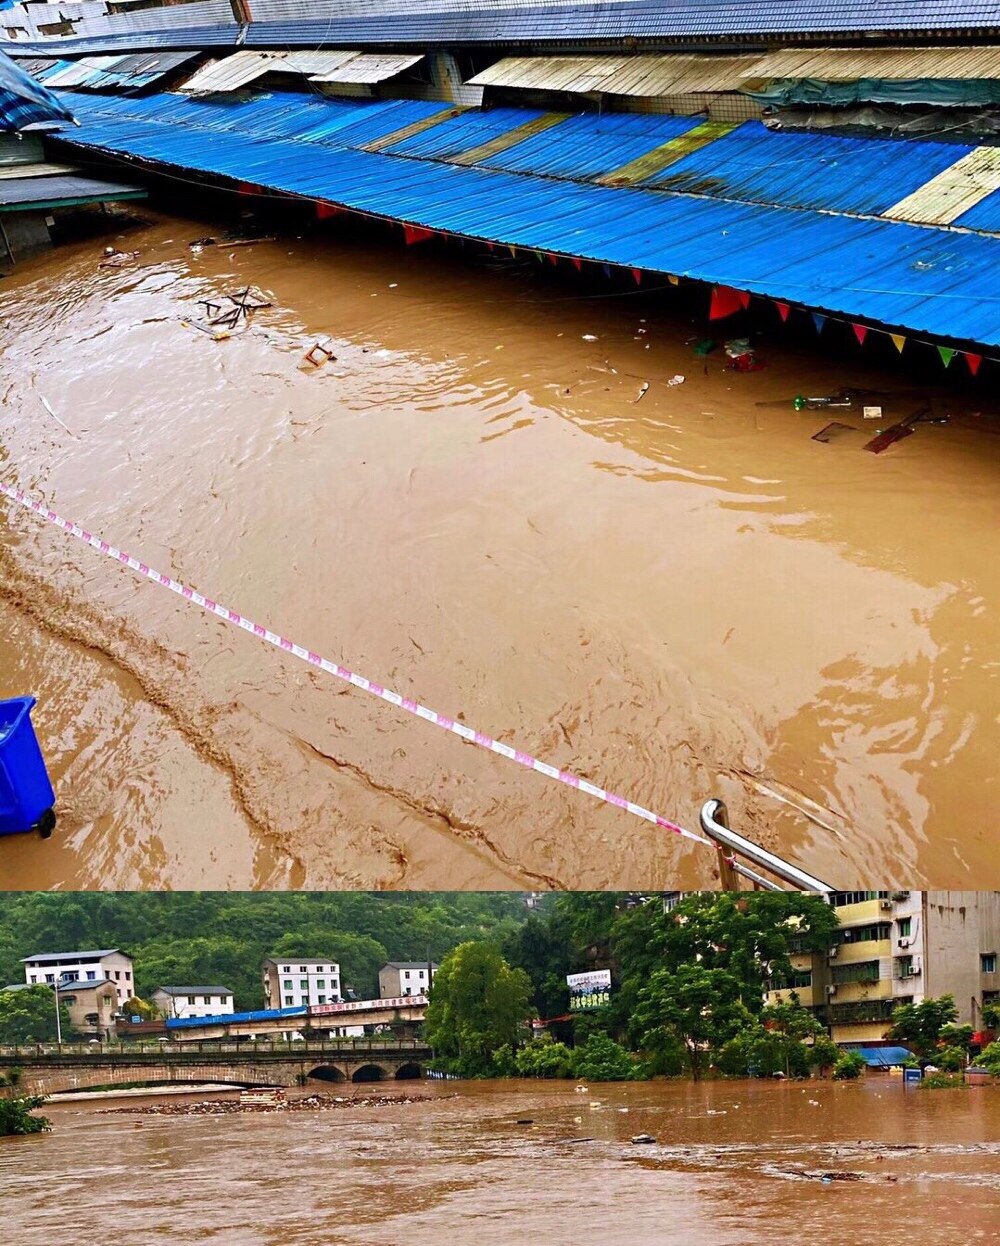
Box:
41 53 123 88
382 105 549 160
470 54 761 96
310 52 424 84
884 147 1000 225
0 169 144 206
746 45 1000 81
479 109 700 179
179 51 280 94
641 121 972 217
59 91 1000 348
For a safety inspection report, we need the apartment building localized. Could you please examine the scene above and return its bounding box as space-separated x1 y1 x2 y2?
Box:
378 962 437 999
768 891 1000 1044
262 958 341 1010
21 948 135 1007
151 986 235 1019
58 980 119 1041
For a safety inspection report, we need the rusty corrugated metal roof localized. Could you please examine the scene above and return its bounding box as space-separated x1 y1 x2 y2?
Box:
884 147 1000 225
746 45 1000 81
469 54 762 97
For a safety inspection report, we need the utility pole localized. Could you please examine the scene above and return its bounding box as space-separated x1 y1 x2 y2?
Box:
53 978 62 1045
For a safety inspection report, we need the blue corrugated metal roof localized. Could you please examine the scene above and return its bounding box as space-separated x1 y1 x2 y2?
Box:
643 122 974 217
952 186 1000 235
474 110 700 180
843 1045 913 1066
59 91 1000 349
166 1006 307 1028
382 105 549 160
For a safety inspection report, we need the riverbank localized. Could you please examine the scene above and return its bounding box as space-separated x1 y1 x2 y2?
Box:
2 211 999 889
5 1079 997 1244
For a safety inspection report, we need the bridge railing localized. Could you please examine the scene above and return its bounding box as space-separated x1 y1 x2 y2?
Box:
0 1038 430 1058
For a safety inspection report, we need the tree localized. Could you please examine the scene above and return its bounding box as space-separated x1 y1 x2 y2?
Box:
572 1033 640 1082
886 995 960 1059
0 986 72 1044
833 1051 866 1080
121 996 157 1021
425 942 533 1076
633 964 750 1080
982 1000 1000 1032
716 999 831 1079
513 1036 574 1079
0 1093 50 1136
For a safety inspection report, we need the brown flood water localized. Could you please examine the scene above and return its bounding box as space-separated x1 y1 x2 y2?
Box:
4 1080 998 1244
1 215 998 890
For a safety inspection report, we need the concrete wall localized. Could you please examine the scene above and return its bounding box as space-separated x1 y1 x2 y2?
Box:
924 892 1000 1026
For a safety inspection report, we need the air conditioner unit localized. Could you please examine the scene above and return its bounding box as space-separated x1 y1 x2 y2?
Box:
825 985 837 996
897 938 911 949
891 891 910 901
828 946 839 958
880 900 893 911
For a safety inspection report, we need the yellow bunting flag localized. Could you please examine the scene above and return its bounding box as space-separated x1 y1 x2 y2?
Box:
890 334 906 354
667 274 680 286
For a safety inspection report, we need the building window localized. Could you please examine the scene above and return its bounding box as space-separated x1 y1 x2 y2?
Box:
896 956 915 978
318 995 326 1005
299 966 308 973
45 974 54 983
283 979 293 990
771 970 812 990
404 971 411 980
284 995 294 1005
898 918 912 938
300 980 308 990
831 891 889 906
317 980 325 989
282 965 291 973
840 923 891 944
188 996 196 1005
982 953 998 974
831 961 881 985
403 987 411 996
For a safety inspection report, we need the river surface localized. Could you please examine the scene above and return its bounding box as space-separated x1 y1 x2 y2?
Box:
1 214 998 889
3 1080 998 1244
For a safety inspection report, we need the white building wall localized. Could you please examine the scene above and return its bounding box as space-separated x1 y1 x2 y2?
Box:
24 952 134 1006
155 993 235 1019
274 961 342 1008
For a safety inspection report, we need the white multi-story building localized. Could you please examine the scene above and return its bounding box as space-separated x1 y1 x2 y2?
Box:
262 958 342 1010
21 948 135 1007
151 986 235 1019
378 962 438 998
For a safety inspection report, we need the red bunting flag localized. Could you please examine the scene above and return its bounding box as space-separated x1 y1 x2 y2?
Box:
403 225 434 246
774 301 791 322
852 323 869 346
485 241 495 252
237 182 258 198
709 285 747 320
571 256 582 271
315 202 343 220
631 268 642 285
965 352 983 376
546 252 559 266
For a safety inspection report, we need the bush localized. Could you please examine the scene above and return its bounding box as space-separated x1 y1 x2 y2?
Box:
977 1041 1000 1076
0 1095 50 1136
832 1052 866 1081
572 1033 643 1082
920 1072 966 1090
934 1046 966 1073
513 1038 574 1079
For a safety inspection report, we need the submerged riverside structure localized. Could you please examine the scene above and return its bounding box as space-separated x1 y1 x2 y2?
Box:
4 2 1000 357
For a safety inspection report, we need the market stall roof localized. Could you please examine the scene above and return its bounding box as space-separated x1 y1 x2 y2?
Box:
55 89 1000 348
842 1046 914 1066
0 44 74 128
0 168 145 207
468 54 762 97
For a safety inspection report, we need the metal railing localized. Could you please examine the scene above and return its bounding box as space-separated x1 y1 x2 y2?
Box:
0 1038 430 1059
700 800 834 894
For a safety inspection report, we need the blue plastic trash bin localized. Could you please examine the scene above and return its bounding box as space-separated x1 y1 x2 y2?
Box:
0 696 56 837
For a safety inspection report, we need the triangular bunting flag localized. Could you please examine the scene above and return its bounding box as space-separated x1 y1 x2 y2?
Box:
485 241 495 252
774 301 791 322
709 285 747 320
545 252 559 266
811 313 826 334
965 352 983 376
315 202 343 220
509 245 518 258
571 256 582 272
890 334 906 354
937 346 956 368
852 323 868 346
534 250 544 263
403 224 433 246
601 264 612 278
667 275 680 286
631 268 642 285
738 290 752 310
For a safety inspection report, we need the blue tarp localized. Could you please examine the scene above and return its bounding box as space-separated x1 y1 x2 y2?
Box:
166 1006 307 1028
56 91 1000 349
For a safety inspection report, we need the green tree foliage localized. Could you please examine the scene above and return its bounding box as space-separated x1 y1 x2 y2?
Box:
502 912 574 1019
886 995 960 1060
981 1000 1000 1031
0 894 527 1009
716 999 833 1079
0 986 73 1044
513 1036 574 1079
832 1051 866 1080
0 1091 50 1136
977 1040 1000 1075
425 942 533 1077
633 964 751 1080
571 1032 641 1082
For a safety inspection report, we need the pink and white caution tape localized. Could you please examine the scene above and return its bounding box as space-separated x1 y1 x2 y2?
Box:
0 480 707 844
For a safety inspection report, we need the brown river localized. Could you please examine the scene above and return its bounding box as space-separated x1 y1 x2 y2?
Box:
1 214 999 890
4 1080 998 1244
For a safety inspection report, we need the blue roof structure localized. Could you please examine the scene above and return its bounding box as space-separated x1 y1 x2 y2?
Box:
843 1045 914 1066
0 47 74 130
56 91 1000 349
166 1006 307 1028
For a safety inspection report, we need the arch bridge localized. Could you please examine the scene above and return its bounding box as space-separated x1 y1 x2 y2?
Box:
0 1039 432 1097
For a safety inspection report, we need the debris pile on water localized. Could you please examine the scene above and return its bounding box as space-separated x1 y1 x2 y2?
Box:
99 1092 443 1116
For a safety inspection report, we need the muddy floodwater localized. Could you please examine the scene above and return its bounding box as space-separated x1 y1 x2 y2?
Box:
4 1080 998 1244
1 215 998 889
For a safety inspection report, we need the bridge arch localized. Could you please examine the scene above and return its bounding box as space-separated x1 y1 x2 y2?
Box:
351 1063 389 1083
307 1065 348 1084
393 1062 423 1081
